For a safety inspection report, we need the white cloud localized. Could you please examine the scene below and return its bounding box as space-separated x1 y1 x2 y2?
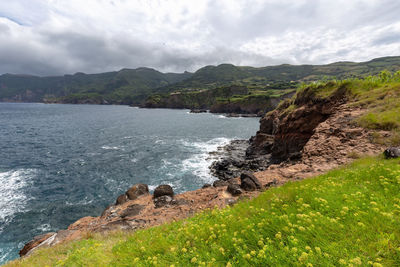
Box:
0 0 399 75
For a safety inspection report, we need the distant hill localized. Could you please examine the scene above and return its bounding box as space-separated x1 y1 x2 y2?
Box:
1 56 399 105
155 56 400 94
0 68 193 104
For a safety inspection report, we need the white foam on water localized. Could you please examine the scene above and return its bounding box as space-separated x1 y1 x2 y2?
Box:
155 139 166 145
101 145 124 151
65 197 94 206
36 223 51 232
180 137 232 184
0 169 35 229
0 247 13 264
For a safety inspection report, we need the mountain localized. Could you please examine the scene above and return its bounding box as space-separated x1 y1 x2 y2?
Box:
1 56 400 105
143 56 400 113
0 68 193 104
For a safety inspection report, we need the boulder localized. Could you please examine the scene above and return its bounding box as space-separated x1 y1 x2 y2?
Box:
213 180 229 187
126 184 149 200
154 195 174 208
153 184 174 198
120 204 144 218
240 172 261 189
227 183 242 196
241 177 257 191
116 194 128 205
384 147 400 159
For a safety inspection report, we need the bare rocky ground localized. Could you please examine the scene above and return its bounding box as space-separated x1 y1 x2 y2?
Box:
19 103 389 257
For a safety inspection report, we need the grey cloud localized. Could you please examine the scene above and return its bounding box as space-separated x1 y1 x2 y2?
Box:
0 1 399 76
373 33 400 46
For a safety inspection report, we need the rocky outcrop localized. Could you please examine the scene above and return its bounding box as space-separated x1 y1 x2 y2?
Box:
153 185 174 198
209 140 270 181
247 84 348 163
126 184 149 200
19 232 56 257
116 184 149 205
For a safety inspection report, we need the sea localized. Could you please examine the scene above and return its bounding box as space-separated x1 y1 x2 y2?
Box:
0 103 259 264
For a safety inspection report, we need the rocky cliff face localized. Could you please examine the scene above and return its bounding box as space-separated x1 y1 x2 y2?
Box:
247 84 349 163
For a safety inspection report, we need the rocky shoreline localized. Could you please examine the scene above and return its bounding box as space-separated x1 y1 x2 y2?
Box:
18 86 392 259
209 139 270 181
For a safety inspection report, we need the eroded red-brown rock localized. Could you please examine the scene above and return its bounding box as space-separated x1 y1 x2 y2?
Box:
126 184 149 200
19 232 55 257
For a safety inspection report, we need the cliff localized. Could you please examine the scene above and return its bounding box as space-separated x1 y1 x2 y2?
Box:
143 84 295 115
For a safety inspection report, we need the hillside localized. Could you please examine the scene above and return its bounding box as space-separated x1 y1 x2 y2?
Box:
144 56 400 113
7 72 400 266
1 56 400 107
0 68 193 105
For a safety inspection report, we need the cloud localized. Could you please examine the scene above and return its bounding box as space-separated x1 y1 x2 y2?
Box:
0 0 399 76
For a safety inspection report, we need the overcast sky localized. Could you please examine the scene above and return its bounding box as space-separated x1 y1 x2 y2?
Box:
0 0 399 76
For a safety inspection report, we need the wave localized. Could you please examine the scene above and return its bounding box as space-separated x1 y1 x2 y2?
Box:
0 169 35 229
179 137 232 184
101 145 124 151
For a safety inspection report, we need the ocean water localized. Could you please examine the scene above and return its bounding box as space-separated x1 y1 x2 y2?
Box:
0 103 259 264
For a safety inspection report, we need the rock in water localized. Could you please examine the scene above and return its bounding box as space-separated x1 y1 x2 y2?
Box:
153 184 174 198
384 147 400 159
240 172 261 189
227 183 242 196
126 184 149 200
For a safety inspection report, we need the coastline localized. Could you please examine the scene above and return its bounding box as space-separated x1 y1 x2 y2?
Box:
18 101 388 257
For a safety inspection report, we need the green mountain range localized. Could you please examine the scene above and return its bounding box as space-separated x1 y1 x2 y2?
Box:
1 56 400 108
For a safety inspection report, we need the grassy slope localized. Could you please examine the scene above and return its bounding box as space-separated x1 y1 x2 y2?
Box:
275 71 400 145
8 158 400 266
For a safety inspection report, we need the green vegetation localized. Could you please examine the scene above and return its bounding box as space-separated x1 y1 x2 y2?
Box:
8 157 400 266
145 83 296 114
1 56 400 105
271 70 400 146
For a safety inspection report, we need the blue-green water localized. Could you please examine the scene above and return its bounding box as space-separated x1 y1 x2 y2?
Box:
0 103 259 264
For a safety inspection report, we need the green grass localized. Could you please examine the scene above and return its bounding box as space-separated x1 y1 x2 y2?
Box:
8 157 400 266
285 71 400 135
